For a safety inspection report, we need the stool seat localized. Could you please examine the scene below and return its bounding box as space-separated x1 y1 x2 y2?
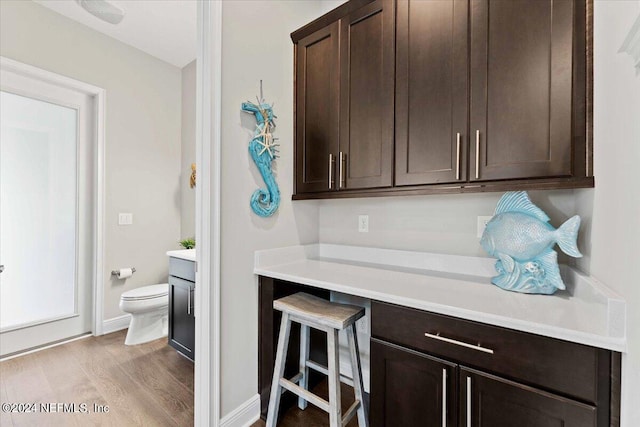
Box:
273 292 364 330
267 292 369 427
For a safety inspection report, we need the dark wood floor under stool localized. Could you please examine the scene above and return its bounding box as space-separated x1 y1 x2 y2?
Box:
252 380 361 427
0 330 194 427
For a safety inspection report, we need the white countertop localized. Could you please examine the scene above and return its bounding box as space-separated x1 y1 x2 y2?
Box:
166 249 196 262
254 244 626 352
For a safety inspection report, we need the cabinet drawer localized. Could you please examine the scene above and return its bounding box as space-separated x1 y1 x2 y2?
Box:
371 301 608 403
169 257 195 282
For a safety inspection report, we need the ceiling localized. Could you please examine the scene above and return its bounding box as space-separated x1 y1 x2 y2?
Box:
33 0 197 68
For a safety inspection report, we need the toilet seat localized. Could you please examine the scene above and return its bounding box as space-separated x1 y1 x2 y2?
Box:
121 283 168 301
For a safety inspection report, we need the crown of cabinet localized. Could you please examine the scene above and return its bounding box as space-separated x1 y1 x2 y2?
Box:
292 0 594 200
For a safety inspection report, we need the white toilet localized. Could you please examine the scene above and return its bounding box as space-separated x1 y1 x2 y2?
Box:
119 283 169 345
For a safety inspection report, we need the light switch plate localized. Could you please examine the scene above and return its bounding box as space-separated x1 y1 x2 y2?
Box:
118 213 133 225
477 216 493 238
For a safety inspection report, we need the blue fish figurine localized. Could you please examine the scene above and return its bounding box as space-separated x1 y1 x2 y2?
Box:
480 191 582 294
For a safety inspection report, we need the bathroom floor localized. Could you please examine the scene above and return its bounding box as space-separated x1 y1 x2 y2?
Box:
0 330 193 427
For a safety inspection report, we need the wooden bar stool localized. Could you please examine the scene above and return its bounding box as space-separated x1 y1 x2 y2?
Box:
266 292 368 427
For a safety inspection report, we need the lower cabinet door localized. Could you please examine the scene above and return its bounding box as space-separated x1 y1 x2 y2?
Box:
168 276 195 360
460 367 597 427
370 339 456 427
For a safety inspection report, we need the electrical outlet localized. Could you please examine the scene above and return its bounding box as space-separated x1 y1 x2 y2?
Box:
356 317 369 334
118 213 133 225
477 215 492 238
358 215 369 233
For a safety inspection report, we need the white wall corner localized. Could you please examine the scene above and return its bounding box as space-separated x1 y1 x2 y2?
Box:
219 393 261 427
619 13 640 75
101 314 131 335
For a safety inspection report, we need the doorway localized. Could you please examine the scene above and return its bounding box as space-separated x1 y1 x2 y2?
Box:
0 58 101 357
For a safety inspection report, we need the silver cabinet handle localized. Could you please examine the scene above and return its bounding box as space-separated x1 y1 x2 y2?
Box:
475 130 480 179
328 153 334 189
187 287 191 315
442 368 447 427
466 376 472 427
456 133 461 180
424 332 494 354
339 151 345 189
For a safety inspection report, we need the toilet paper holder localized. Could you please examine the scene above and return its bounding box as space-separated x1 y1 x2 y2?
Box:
111 267 136 277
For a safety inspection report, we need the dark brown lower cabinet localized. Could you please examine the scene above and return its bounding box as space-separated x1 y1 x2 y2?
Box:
461 367 596 427
370 301 619 427
370 340 599 427
370 339 456 427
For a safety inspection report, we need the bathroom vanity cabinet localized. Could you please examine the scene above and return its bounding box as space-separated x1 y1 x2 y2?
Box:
168 256 195 361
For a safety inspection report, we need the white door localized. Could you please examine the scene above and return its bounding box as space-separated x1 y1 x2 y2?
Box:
0 64 95 357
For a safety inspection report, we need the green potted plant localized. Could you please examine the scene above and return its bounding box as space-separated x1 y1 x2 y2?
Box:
179 237 195 249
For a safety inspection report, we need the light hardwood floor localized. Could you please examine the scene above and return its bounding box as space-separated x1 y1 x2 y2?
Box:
0 330 193 427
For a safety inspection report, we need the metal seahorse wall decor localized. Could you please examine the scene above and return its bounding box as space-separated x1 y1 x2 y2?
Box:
241 89 280 217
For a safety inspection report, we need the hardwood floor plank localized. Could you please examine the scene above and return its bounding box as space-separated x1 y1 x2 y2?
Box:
139 336 195 390
1 353 71 427
71 333 182 426
35 343 115 427
102 333 193 426
1 330 193 427
1 383 15 427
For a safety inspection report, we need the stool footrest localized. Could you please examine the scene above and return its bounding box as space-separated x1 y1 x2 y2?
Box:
280 372 304 395
279 378 330 412
342 400 361 427
306 359 354 387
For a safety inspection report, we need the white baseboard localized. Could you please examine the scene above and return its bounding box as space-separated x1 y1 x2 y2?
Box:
220 393 261 427
101 314 131 335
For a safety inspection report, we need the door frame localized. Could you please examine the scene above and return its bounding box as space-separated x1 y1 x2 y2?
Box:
0 56 106 339
195 1 220 426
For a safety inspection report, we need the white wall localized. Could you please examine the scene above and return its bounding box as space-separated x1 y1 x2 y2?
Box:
218 1 325 416
0 0 183 321
575 1 640 425
181 60 196 240
319 191 578 260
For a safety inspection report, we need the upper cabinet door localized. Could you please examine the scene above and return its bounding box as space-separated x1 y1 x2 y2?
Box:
395 0 469 186
295 22 340 194
470 0 575 181
339 0 395 190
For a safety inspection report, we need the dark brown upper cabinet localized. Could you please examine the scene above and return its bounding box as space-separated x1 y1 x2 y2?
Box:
294 22 340 193
340 0 395 190
469 0 583 182
292 0 593 199
294 0 394 194
395 0 468 186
